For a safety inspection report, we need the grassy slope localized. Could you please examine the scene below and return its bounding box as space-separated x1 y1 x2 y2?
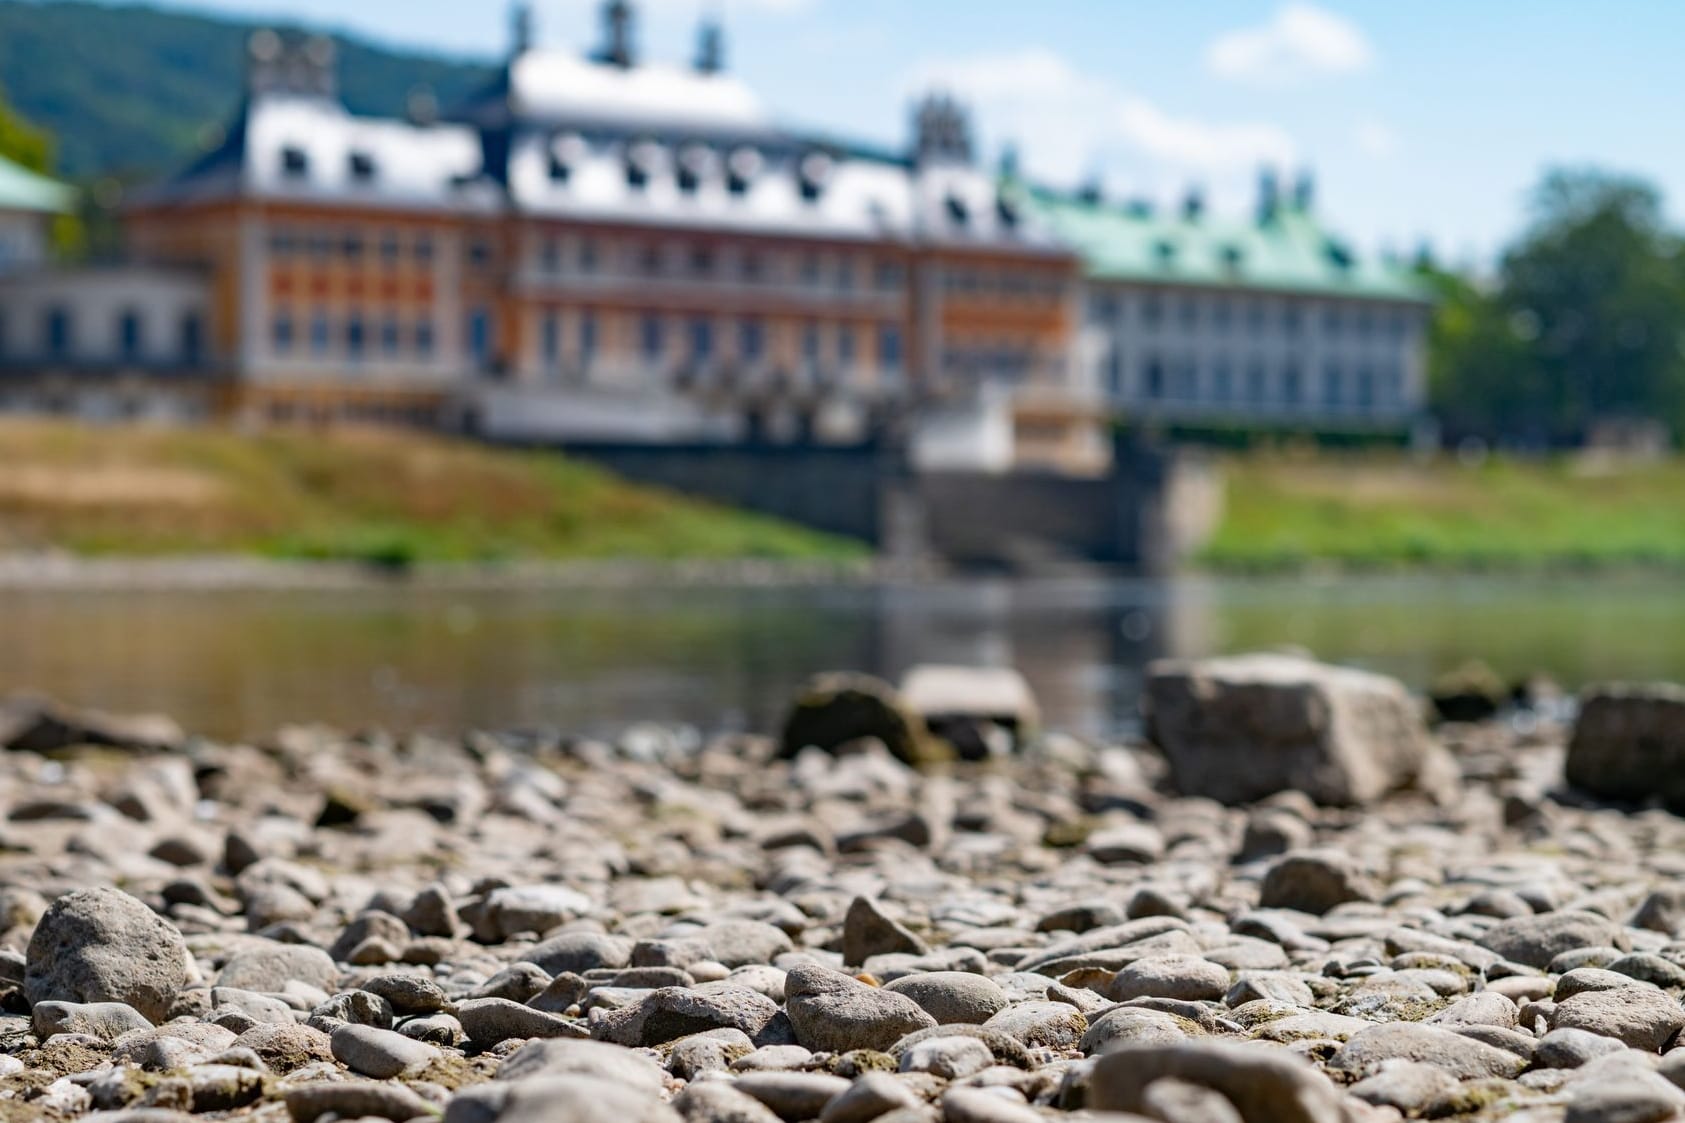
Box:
1203 450 1685 570
0 421 862 564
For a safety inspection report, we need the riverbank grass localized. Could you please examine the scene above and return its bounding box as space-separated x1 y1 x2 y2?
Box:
0 420 862 564
1204 450 1685 570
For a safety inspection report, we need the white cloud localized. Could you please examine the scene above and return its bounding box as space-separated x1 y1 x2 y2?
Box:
1354 119 1398 158
1206 3 1373 87
907 48 1296 210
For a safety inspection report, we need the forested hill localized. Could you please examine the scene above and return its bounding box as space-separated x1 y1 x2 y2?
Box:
0 0 494 181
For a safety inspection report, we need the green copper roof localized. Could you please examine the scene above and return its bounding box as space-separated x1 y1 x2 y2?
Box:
0 154 73 214
1017 183 1430 304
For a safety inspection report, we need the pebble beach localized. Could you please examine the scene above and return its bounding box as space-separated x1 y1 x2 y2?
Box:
0 655 1683 1123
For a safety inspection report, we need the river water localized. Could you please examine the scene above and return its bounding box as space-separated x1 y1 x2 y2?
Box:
2 573 1680 742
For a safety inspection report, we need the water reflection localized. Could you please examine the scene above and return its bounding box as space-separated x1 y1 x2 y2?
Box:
0 574 1680 741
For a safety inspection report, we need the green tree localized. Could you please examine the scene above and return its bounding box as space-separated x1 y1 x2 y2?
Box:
1434 167 1685 444
0 81 51 172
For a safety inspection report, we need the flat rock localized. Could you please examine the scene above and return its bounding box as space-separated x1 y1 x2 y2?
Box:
1330 1022 1529 1081
1478 911 1627 970
1144 653 1439 806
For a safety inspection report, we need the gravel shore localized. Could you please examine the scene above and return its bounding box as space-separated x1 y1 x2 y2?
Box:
0 668 1683 1123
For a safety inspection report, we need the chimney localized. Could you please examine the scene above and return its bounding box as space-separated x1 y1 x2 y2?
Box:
246 30 338 100
406 85 439 126
694 17 724 74
1182 186 1205 222
510 3 534 59
1293 169 1315 212
912 93 974 167
1257 167 1280 224
594 0 636 69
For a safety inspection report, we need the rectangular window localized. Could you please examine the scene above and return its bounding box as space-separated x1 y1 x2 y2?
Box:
580 312 598 363
342 233 364 263
311 311 331 356
879 326 902 370
543 311 562 369
690 317 714 361
346 315 366 362
45 307 71 360
1212 359 1232 402
119 309 144 363
838 325 856 366
1141 292 1162 328
468 308 492 370
414 235 435 266
579 240 599 274
541 238 561 275
180 313 203 366
802 322 822 364
1143 358 1164 400
639 314 664 361
467 239 493 270
379 232 401 269
381 316 400 356
1323 363 1344 409
1283 363 1302 405
739 318 764 361
415 319 434 358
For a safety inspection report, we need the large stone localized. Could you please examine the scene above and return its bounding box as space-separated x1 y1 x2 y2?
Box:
1477 911 1627 970
1087 1041 1355 1123
900 665 1040 758
497 1038 666 1093
778 673 936 766
1566 684 1685 808
1144 653 1438 805
590 985 781 1048
1329 1023 1529 1081
26 887 191 1024
216 942 339 994
1550 986 1685 1052
783 964 937 1053
444 1076 679 1123
882 972 1008 1025
1259 851 1380 915
843 898 928 967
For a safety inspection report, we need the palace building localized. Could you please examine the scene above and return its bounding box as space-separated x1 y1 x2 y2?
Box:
111 3 1101 471
0 1 1430 470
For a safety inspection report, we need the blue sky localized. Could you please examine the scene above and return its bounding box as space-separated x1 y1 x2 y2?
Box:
143 0 1685 266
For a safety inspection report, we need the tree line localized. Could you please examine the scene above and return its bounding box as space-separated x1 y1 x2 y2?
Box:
1424 168 1685 448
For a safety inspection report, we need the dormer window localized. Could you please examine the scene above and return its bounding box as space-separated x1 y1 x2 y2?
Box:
626 142 660 192
996 197 1020 229
1220 244 1245 272
1154 239 1177 266
281 146 310 179
726 148 761 197
348 151 376 183
677 146 711 196
1325 239 1354 270
945 195 969 226
798 153 832 203
549 133 585 184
